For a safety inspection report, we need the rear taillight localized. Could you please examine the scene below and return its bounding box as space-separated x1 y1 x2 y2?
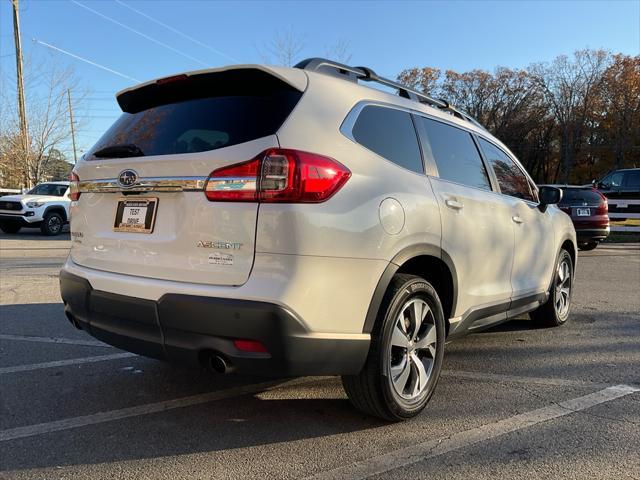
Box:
594 189 608 215
69 172 80 201
204 149 351 203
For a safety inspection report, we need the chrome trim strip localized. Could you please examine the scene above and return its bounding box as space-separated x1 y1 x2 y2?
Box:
78 177 208 193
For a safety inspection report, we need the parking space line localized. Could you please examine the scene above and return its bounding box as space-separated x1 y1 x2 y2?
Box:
0 377 324 442
443 369 613 389
0 334 111 348
306 384 639 480
0 352 136 374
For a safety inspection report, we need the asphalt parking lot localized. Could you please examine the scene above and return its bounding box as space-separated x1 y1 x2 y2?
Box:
0 231 638 480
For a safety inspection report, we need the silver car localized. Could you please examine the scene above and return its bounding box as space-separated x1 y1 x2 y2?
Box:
60 58 576 420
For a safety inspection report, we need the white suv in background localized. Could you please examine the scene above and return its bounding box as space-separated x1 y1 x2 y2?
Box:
60 59 576 420
0 181 70 236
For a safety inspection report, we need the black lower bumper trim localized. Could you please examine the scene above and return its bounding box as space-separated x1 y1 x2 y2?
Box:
576 228 610 242
60 270 369 376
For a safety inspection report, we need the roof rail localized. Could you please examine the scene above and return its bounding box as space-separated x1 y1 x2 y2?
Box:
294 57 485 130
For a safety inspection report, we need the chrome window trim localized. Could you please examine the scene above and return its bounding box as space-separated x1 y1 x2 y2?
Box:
78 177 208 193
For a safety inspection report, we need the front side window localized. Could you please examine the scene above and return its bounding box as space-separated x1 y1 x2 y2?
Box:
601 172 623 188
479 138 534 202
351 106 424 174
419 117 491 191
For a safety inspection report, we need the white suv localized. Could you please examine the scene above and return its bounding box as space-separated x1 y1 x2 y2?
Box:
60 59 576 420
0 181 70 235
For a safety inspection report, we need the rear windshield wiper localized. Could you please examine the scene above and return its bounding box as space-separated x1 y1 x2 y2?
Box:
93 144 145 158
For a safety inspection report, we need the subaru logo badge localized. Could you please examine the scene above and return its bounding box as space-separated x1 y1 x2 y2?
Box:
117 169 138 188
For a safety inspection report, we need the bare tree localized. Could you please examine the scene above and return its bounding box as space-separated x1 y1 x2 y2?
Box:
262 27 305 67
1 57 86 188
324 38 352 64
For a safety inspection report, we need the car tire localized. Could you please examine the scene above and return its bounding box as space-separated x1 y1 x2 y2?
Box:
578 241 598 251
40 212 64 236
0 222 21 234
342 273 445 421
530 249 573 327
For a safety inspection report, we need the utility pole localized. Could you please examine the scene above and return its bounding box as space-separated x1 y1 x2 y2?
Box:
12 0 30 187
67 89 78 164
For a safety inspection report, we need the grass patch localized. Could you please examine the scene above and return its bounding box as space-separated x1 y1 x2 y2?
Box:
604 232 640 243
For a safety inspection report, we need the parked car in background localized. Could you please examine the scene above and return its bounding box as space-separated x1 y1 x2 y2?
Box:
541 185 609 251
593 168 640 232
593 168 640 199
0 181 70 235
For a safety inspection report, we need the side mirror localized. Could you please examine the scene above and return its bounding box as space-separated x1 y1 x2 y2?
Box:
538 186 562 212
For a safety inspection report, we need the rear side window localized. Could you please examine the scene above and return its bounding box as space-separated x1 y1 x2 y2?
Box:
559 189 603 206
478 138 534 201
419 117 491 191
624 171 640 187
87 69 302 159
351 106 423 174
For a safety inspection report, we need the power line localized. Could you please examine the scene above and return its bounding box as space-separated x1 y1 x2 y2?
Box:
70 0 210 68
33 39 141 82
114 0 240 64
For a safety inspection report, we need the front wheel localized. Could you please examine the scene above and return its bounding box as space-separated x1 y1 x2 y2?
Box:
40 212 64 236
530 249 573 327
342 274 446 421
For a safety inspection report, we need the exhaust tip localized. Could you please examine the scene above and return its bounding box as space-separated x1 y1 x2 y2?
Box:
207 354 228 374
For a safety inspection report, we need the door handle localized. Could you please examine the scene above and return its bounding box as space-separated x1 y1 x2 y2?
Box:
445 199 463 210
512 215 524 224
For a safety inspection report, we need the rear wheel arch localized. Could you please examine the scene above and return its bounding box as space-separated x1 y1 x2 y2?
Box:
364 245 457 336
561 238 576 268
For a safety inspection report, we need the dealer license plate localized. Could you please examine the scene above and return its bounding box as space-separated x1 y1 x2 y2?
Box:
113 198 158 233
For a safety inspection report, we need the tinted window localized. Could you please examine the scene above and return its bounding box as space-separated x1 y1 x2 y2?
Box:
87 71 302 159
479 138 534 201
352 106 423 174
419 118 491 190
28 184 67 197
558 188 603 206
601 172 623 187
623 171 640 187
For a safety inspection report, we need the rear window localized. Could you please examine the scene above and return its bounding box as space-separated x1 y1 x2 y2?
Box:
559 189 603 206
87 69 302 159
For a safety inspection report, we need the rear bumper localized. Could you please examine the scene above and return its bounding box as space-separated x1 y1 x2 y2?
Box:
60 270 370 376
576 227 609 242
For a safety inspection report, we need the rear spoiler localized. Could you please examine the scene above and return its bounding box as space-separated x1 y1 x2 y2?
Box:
116 65 307 114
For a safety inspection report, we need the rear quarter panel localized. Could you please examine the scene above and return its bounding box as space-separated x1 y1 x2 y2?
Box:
261 72 441 261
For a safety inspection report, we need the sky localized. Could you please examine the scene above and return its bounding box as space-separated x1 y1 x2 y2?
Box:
1 0 639 159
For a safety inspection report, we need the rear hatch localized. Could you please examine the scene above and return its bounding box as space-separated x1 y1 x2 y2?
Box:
70 66 306 286
558 188 608 226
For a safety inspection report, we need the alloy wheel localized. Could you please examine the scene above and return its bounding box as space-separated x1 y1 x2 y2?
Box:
388 298 437 400
555 259 572 318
